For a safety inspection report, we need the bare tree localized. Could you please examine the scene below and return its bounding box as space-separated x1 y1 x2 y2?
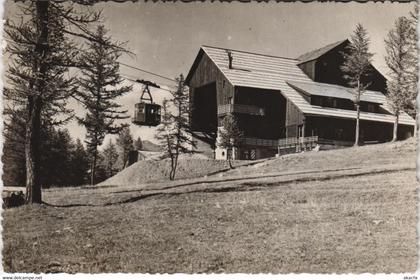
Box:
218 113 243 169
156 75 196 180
341 23 374 146
384 16 415 142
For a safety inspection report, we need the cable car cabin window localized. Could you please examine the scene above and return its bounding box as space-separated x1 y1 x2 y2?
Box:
133 103 161 126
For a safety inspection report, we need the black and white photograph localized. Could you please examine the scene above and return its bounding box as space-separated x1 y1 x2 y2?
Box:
1 0 419 275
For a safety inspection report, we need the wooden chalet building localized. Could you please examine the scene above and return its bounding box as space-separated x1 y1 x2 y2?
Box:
185 40 415 160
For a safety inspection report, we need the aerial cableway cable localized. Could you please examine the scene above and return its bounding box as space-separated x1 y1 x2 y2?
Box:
119 62 177 82
120 74 175 93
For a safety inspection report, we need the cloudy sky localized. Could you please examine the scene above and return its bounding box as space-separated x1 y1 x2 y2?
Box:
4 1 416 146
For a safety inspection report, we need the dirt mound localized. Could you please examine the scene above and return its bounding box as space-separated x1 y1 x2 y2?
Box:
98 157 252 186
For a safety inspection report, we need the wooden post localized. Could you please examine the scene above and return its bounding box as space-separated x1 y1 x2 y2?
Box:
302 119 306 151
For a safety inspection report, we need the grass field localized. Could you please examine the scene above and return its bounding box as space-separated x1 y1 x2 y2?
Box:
2 139 418 273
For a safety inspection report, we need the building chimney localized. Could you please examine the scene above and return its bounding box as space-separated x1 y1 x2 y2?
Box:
227 50 233 69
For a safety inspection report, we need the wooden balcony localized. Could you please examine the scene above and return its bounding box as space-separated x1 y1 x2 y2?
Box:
217 104 265 116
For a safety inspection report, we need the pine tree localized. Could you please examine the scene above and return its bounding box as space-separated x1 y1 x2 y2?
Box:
69 139 90 186
134 137 143 151
2 111 26 186
407 3 419 135
4 2 79 202
218 113 244 169
341 23 374 146
100 139 119 180
156 74 196 180
40 128 75 188
384 16 415 142
77 25 132 185
4 1 102 203
116 126 134 169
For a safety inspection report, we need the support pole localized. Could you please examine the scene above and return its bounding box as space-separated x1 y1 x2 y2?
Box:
302 119 306 151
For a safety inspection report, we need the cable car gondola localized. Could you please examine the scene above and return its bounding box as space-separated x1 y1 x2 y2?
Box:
132 79 161 127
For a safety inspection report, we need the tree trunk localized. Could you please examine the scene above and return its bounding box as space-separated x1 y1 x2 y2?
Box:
171 154 179 180
26 1 49 204
228 149 233 169
354 104 360 147
90 148 97 185
392 113 399 142
169 155 176 181
25 97 42 203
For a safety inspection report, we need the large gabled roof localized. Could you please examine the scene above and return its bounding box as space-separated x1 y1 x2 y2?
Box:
190 45 415 126
297 39 349 64
200 45 311 89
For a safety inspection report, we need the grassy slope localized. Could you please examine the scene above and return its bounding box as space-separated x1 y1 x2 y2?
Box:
98 157 259 186
2 139 418 273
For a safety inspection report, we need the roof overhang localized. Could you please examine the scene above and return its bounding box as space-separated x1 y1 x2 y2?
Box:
287 81 384 104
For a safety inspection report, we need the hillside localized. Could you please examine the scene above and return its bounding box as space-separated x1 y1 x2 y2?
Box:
98 157 258 186
2 138 417 273
100 138 416 187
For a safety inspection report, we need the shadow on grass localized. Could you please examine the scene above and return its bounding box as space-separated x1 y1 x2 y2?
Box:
42 201 96 208
111 166 363 195
43 166 414 208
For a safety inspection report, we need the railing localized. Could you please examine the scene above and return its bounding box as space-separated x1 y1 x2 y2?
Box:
318 138 353 147
278 136 318 147
242 137 279 147
277 136 319 155
241 136 319 148
217 104 265 116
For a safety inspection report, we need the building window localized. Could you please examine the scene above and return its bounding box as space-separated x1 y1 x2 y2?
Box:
367 103 376 113
311 96 321 106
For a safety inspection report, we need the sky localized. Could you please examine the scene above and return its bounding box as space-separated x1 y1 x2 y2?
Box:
4 1 416 146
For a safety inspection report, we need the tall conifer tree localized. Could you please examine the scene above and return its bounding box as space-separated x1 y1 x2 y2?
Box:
77 25 132 185
156 74 196 180
384 17 415 141
341 24 374 146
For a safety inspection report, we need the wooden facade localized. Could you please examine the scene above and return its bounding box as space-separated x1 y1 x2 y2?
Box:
285 101 304 138
186 50 234 134
185 44 415 160
304 116 413 143
298 40 388 93
233 86 286 140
